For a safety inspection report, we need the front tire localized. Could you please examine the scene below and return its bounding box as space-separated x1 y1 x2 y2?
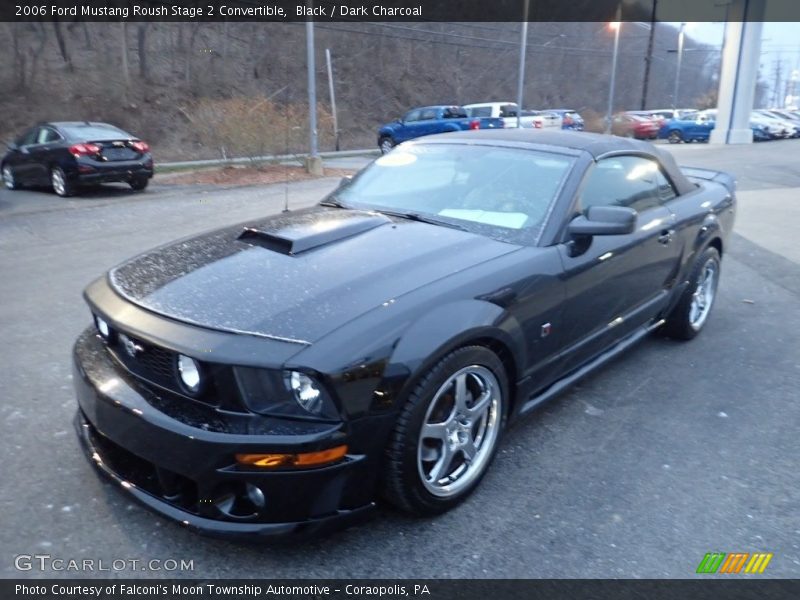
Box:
662 247 721 340
382 346 508 515
668 130 683 144
2 164 18 190
51 166 74 197
379 136 395 154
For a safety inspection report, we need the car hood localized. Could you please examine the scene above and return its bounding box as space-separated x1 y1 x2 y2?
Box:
109 206 518 344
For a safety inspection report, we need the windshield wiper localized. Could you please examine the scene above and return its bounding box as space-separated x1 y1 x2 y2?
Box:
371 209 468 231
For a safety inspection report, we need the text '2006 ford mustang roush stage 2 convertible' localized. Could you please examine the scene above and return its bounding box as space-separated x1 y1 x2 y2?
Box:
72 130 735 539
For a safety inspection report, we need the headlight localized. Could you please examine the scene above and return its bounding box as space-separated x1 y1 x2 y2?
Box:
285 371 324 414
234 367 339 420
94 315 110 339
176 354 202 394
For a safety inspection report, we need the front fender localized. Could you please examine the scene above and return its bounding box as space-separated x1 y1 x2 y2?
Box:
388 299 525 393
378 124 399 138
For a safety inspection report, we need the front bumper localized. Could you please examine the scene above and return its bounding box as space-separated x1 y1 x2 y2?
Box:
72 331 376 540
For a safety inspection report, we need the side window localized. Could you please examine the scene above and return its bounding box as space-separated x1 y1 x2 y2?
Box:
656 169 677 202
467 107 492 118
500 104 518 118
419 109 437 121
17 128 39 146
37 128 60 144
580 156 664 213
442 107 467 119
404 110 421 123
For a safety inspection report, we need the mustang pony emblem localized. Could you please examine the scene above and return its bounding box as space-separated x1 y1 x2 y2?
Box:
119 334 142 358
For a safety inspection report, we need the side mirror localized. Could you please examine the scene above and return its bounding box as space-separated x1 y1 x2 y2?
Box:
568 205 637 237
6 141 18 151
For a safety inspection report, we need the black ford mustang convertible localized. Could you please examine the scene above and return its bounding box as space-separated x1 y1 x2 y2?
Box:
73 130 735 539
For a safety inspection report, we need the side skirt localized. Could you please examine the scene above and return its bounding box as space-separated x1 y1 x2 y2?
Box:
516 318 666 418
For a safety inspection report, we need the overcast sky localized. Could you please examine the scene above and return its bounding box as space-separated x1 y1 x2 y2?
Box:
685 21 800 105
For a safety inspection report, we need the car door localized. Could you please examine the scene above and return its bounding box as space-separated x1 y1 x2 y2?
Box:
26 127 63 184
395 109 422 143
415 108 439 138
554 155 683 373
8 127 40 184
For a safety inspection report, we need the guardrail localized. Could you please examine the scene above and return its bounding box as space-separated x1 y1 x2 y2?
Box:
156 149 379 172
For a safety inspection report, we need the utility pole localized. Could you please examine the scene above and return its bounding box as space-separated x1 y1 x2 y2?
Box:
305 12 322 175
673 22 686 109
605 6 622 133
515 0 529 129
325 48 340 151
640 0 657 110
772 58 783 107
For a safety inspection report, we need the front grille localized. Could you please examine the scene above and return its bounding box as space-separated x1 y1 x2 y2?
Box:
107 330 219 408
135 344 175 380
111 333 178 391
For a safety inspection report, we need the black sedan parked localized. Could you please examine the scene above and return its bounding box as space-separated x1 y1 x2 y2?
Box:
2 121 153 197
72 130 735 539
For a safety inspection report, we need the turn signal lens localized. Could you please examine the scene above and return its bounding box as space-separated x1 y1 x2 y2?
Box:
236 445 348 469
69 143 101 157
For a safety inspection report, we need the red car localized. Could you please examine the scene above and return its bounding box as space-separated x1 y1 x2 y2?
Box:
611 113 659 140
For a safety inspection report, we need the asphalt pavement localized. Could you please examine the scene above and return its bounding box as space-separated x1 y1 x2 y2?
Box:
1 141 799 578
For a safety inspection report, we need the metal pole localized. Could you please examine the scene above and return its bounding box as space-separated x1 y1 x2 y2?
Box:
325 48 340 151
306 18 318 157
605 12 621 133
673 23 685 109
515 0 529 129
640 0 657 110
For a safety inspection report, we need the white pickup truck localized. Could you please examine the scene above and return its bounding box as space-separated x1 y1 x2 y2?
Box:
463 102 562 129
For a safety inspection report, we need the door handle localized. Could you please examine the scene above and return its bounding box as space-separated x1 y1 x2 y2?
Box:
658 229 675 245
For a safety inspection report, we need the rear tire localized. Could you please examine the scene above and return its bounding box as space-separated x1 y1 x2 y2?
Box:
51 166 74 197
379 136 395 154
662 247 721 340
668 130 683 144
129 177 149 191
382 346 508 516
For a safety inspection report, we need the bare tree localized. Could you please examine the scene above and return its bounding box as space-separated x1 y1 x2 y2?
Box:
137 24 149 80
52 20 74 72
120 22 130 97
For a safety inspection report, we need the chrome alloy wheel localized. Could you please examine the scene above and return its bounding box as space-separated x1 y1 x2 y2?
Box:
417 365 501 498
689 258 718 330
2 165 14 189
380 138 394 154
51 168 66 196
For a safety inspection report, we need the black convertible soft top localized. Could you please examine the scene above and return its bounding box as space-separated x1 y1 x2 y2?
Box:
427 129 696 196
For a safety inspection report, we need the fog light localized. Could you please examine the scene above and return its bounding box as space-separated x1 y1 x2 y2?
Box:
94 315 110 339
176 354 201 393
236 445 348 469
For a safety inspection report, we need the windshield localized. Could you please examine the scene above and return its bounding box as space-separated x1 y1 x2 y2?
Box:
331 143 574 242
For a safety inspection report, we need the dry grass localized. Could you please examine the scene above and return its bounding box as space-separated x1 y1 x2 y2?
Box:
157 164 354 186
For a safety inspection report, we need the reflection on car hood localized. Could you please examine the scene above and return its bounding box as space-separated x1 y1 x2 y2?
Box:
109 206 518 343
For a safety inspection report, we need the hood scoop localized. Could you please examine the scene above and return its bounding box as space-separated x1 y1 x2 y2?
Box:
238 210 391 256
